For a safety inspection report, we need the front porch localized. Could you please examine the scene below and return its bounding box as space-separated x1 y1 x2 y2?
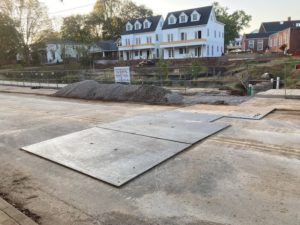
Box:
162 45 207 59
120 48 160 61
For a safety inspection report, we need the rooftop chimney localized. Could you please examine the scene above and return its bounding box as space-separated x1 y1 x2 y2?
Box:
288 17 291 21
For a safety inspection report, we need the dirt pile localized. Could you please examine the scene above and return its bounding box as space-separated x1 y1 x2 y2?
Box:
52 80 183 104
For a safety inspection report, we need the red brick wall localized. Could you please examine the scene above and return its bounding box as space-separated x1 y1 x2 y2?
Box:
290 28 300 53
242 38 269 53
269 29 290 52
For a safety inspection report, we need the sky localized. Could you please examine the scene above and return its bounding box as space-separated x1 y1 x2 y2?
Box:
40 0 300 33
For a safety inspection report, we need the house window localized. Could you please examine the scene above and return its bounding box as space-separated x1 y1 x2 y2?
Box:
179 48 187 54
169 16 175 25
257 40 264 51
248 40 254 49
217 46 219 52
296 23 300 27
195 47 201 57
126 24 132 31
156 34 159 42
140 50 143 56
135 23 140 30
207 45 209 56
146 37 152 44
168 49 174 58
181 32 187 41
279 36 282 46
191 13 199 22
136 38 141 45
219 31 221 38
156 49 159 58
135 51 139 56
144 21 149 29
207 28 210 37
180 15 186 23
212 46 214 56
167 34 174 42
195 31 202 39
274 38 278 46
214 30 217 38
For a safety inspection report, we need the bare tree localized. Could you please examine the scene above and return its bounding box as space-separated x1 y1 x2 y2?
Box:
0 0 52 63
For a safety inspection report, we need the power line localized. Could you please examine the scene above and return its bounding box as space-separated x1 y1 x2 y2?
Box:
49 3 95 15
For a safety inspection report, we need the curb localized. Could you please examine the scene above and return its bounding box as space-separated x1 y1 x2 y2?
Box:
0 198 38 225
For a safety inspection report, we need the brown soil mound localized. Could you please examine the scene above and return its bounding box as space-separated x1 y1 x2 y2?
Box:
52 80 183 104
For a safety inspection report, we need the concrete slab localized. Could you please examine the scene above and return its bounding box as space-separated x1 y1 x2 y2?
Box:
154 110 223 122
99 115 229 144
182 106 276 120
224 108 276 120
257 89 300 99
22 128 190 186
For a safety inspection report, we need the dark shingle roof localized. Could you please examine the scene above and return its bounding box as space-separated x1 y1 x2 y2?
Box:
245 32 274 39
91 40 118 52
121 15 162 35
162 6 213 30
261 20 300 32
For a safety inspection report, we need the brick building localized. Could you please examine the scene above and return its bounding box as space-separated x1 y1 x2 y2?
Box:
242 18 300 54
269 27 300 55
241 32 273 53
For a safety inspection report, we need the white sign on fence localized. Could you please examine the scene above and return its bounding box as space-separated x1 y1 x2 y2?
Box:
114 67 131 83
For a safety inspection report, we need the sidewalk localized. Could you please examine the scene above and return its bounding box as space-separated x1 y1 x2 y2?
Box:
0 198 38 225
257 89 300 99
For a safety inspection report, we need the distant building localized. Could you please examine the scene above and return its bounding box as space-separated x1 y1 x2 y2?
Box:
161 6 224 59
119 15 164 60
227 36 242 52
242 17 300 54
268 27 300 55
118 5 225 60
241 32 273 53
42 39 87 64
89 40 118 64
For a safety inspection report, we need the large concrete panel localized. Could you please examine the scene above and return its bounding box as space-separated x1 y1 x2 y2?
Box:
155 110 222 122
99 116 229 144
22 128 190 186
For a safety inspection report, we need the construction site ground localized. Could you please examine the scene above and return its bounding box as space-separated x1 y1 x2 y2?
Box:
0 85 299 225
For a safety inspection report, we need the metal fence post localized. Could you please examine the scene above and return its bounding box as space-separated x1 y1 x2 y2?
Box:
284 63 287 99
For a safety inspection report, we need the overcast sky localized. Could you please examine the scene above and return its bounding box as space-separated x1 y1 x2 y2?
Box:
40 0 300 33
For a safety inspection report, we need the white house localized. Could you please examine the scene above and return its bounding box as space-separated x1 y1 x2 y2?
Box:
45 40 87 64
161 6 224 59
119 15 164 60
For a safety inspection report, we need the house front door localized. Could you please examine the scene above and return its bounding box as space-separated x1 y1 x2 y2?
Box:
147 50 150 59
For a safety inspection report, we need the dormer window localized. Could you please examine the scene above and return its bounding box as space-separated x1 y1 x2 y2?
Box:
126 23 132 31
179 12 187 23
191 10 200 22
168 14 176 25
134 21 141 30
144 21 149 29
144 19 151 29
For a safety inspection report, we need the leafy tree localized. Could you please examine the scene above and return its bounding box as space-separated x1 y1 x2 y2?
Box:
213 2 252 44
119 1 153 22
88 0 153 40
0 12 21 64
0 0 52 63
61 15 93 43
